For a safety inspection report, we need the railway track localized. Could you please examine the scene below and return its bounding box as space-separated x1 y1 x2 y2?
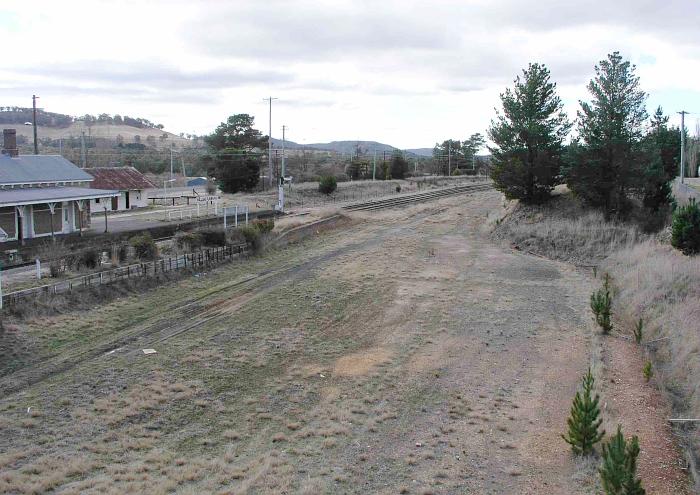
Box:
342 182 493 212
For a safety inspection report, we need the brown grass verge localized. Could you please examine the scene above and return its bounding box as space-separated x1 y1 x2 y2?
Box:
492 190 645 265
604 240 700 486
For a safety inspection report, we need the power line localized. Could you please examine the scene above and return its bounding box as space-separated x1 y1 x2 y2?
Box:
263 96 278 189
679 110 689 183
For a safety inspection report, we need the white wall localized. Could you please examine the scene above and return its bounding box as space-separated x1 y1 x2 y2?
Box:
89 190 148 212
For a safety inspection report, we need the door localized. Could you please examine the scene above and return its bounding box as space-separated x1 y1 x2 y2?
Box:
17 213 23 244
111 196 119 211
63 203 70 232
125 191 130 209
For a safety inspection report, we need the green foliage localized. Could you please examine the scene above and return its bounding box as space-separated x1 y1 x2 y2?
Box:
237 226 263 252
212 149 262 194
252 218 275 234
562 368 605 455
318 176 338 195
205 114 267 151
591 274 613 334
489 63 571 204
390 152 409 180
117 244 128 263
175 231 204 251
129 232 158 260
633 318 643 344
566 52 648 216
646 106 681 182
643 361 653 382
599 425 645 495
433 133 485 166
671 199 700 255
80 248 100 269
197 228 226 247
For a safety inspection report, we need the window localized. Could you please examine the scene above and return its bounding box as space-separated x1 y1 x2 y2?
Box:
96 198 100 204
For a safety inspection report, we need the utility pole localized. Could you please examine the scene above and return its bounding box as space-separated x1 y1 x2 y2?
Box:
373 150 377 180
679 111 688 183
448 141 452 177
263 96 278 189
281 125 287 179
170 146 174 181
80 131 86 168
32 95 39 154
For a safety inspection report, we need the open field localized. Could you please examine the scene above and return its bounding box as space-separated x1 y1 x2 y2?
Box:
0 190 690 494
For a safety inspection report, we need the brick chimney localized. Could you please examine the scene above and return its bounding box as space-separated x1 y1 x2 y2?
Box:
2 129 18 157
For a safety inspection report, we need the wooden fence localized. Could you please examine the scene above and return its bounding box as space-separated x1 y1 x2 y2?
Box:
2 244 247 307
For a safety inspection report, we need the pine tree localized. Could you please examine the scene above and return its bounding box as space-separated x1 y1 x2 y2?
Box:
489 63 571 204
562 369 604 455
566 52 648 217
591 274 613 334
599 425 645 495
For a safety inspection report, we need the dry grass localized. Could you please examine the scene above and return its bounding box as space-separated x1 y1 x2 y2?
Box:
605 240 700 474
605 241 700 409
493 190 644 265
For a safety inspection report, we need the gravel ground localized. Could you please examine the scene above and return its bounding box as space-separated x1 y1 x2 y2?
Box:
0 189 690 494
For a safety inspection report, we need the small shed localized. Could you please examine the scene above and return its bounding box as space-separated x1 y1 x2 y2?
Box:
187 177 208 187
86 167 155 211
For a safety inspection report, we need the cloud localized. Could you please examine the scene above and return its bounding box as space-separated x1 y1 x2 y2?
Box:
183 1 451 61
0 0 697 146
14 61 293 91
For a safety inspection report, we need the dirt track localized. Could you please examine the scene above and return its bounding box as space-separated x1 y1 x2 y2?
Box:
0 189 690 494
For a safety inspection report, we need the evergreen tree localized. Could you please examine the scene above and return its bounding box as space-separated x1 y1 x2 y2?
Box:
390 152 409 179
566 52 648 216
211 149 262 194
646 106 681 182
489 63 571 203
599 425 645 495
562 369 604 455
206 114 268 151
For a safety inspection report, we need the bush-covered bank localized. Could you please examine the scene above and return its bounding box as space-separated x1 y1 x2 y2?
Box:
492 190 644 266
604 241 700 467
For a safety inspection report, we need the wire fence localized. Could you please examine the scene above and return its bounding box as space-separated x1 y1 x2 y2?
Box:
673 179 700 206
2 244 247 307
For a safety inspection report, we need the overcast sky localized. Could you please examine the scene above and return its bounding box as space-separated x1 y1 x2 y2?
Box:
1 0 698 149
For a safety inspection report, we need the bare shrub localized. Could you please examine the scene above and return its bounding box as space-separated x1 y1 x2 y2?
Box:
174 231 204 251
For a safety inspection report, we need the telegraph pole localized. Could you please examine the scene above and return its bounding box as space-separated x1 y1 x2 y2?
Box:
80 131 86 168
169 146 174 181
263 96 278 189
32 95 39 154
373 150 377 180
679 111 688 183
448 141 452 177
281 125 287 179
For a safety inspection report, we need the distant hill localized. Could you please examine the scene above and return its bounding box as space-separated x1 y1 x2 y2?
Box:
405 148 434 157
270 138 430 158
12 122 197 149
1 106 201 150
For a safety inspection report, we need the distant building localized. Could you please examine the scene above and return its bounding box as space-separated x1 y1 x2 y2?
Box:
0 129 119 244
187 177 208 187
85 167 155 211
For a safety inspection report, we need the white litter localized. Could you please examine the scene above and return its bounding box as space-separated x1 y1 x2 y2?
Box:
142 349 157 355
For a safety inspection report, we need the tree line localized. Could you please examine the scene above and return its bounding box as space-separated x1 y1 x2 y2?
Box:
0 107 164 130
489 52 681 219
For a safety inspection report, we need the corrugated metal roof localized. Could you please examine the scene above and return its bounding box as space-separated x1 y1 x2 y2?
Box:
0 186 119 207
85 167 156 190
0 154 93 185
